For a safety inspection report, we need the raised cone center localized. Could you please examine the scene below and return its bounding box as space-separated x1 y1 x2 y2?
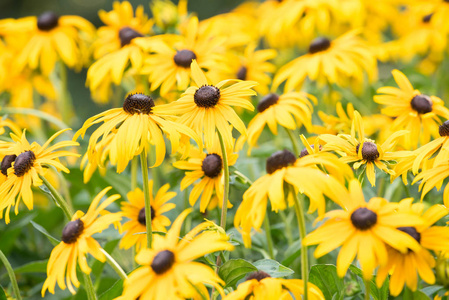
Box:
151 250 175 274
14 151 36 177
194 85 220 108
37 11 59 31
202 154 223 178
351 207 377 230
62 219 84 244
123 93 155 115
309 37 331 54
173 50 197 68
266 150 296 174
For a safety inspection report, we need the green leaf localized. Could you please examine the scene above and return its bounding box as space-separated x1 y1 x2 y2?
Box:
253 259 294 278
218 259 257 288
99 279 123 300
348 265 388 300
14 260 48 274
422 286 445 297
0 286 7 300
412 290 432 300
281 239 302 267
309 264 344 300
30 220 60 246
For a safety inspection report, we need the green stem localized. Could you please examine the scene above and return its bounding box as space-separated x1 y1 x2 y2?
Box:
39 174 73 220
365 278 371 300
0 250 22 300
131 156 138 190
99 249 128 280
290 185 309 300
0 107 69 130
140 149 153 248
59 63 74 125
217 130 230 230
263 215 274 259
284 127 300 157
83 273 97 300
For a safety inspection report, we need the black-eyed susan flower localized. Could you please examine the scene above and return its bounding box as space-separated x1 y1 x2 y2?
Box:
136 16 227 97
173 133 237 212
319 110 409 186
150 0 188 32
0 11 94 75
74 93 201 173
273 30 377 92
0 129 79 223
303 180 424 280
234 149 351 247
119 181 176 252
374 69 449 149
41 187 122 296
376 199 449 296
118 209 234 300
155 60 257 150
238 91 316 153
412 158 449 206
80 133 114 183
313 102 354 135
223 270 324 300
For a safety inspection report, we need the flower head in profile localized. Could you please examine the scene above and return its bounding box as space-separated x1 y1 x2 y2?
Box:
0 129 79 223
173 132 237 212
0 11 95 75
119 181 176 252
374 69 449 149
74 93 202 173
319 110 409 186
155 60 257 150
118 209 234 300
303 180 424 280
376 199 449 296
223 270 324 300
42 187 122 296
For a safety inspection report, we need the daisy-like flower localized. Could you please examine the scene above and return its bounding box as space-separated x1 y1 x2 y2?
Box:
0 129 79 223
173 133 237 212
313 102 354 135
136 16 227 97
42 187 122 295
74 93 201 173
376 199 449 296
0 11 95 75
223 270 324 300
273 30 377 92
150 0 188 32
238 91 316 153
155 60 257 150
374 69 449 149
303 180 424 280
234 149 352 247
319 110 409 186
118 209 234 300
412 157 449 206
119 181 176 252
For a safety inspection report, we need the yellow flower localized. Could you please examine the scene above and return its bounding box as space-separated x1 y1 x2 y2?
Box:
412 158 449 206
303 180 424 280
173 133 237 212
0 129 79 223
376 199 449 296
223 271 324 300
80 133 115 183
42 187 122 296
118 209 234 300
119 181 176 252
136 16 227 97
154 60 257 150
273 30 377 92
74 93 201 173
313 102 354 135
234 149 351 247
0 12 94 75
319 110 409 186
238 91 316 153
150 0 188 32
374 69 449 149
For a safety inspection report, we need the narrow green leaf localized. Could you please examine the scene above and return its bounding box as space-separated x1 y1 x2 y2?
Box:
309 264 344 300
421 286 445 297
14 260 48 274
0 285 7 300
99 279 123 300
281 239 302 267
218 259 257 288
30 221 60 246
253 259 294 278
348 265 388 300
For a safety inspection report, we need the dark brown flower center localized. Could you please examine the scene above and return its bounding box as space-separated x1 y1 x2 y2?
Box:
14 151 36 177
202 154 223 178
266 150 297 174
194 85 220 108
257 93 279 113
1 155 16 176
422 13 433 23
62 219 84 244
309 37 331 54
355 142 379 162
237 66 247 80
119 27 144 47
439 120 449 136
397 226 421 243
138 206 156 226
351 207 377 230
246 271 271 281
299 145 321 158
173 50 197 68
37 11 59 31
151 250 175 274
123 93 155 115
411 94 432 114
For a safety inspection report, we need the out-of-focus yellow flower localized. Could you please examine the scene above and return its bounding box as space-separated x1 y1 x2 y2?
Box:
150 0 188 32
